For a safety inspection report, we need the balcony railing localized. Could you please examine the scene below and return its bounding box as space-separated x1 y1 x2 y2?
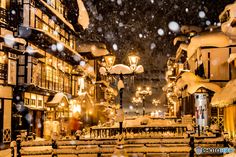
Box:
0 63 7 80
0 7 8 28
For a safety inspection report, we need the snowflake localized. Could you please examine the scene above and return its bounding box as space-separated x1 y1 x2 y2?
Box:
80 61 86 67
117 0 122 5
51 44 57 51
168 21 180 32
113 44 118 51
185 8 189 12
139 34 143 38
119 22 124 27
150 43 156 50
4 34 15 46
157 28 164 36
206 20 211 26
97 27 102 32
198 11 206 18
150 0 154 4
57 42 64 52
26 46 34 54
73 54 81 62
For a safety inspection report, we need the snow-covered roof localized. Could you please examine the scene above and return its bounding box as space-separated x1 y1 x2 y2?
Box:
180 25 202 34
176 43 188 61
187 82 221 94
173 36 188 45
46 93 69 106
77 0 90 29
176 72 220 94
78 43 109 57
211 79 236 107
187 32 236 59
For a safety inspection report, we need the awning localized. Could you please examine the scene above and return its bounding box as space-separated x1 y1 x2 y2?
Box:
228 53 236 63
187 82 221 94
176 43 188 61
78 43 109 58
46 93 69 107
211 79 236 107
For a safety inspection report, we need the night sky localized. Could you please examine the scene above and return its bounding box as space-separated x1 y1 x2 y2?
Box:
80 0 235 109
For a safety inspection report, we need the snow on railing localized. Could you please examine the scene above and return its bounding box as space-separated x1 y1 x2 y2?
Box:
11 136 227 157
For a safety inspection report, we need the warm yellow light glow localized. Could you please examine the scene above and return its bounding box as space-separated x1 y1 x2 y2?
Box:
88 110 93 115
104 54 116 68
61 103 65 107
128 53 140 70
73 105 81 113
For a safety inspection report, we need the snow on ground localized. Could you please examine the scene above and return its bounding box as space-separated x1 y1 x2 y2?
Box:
0 149 11 157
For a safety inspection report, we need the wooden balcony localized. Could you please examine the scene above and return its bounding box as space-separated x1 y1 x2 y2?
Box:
0 63 7 81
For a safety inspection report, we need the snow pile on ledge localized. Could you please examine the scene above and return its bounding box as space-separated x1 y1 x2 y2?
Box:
211 79 236 107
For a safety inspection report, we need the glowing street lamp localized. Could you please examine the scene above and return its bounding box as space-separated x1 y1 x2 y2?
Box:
104 54 116 69
132 97 142 115
128 52 140 71
101 51 143 135
136 86 152 116
152 99 160 110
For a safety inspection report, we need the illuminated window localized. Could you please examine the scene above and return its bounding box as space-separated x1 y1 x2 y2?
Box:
42 23 49 32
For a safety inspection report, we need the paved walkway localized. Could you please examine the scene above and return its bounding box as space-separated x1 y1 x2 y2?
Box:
0 149 11 157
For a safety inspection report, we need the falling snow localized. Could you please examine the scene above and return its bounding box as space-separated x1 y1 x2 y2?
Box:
80 61 86 67
56 42 64 51
198 11 206 18
168 21 180 32
117 0 122 5
157 28 164 36
206 20 211 26
4 34 15 47
113 44 118 51
150 43 156 50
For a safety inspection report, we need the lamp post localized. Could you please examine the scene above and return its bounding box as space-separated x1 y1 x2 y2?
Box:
132 97 142 116
100 52 143 135
152 99 160 111
136 87 152 116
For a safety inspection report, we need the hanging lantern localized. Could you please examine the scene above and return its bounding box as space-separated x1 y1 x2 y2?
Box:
104 54 116 69
128 52 140 71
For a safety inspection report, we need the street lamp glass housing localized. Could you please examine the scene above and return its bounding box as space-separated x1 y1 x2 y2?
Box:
128 53 140 71
104 54 116 68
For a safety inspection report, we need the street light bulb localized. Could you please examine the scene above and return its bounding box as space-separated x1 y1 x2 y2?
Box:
129 105 133 110
128 53 140 71
104 54 116 68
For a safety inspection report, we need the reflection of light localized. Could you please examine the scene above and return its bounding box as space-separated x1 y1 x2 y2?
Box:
89 110 93 115
61 103 65 107
129 105 133 110
73 105 81 113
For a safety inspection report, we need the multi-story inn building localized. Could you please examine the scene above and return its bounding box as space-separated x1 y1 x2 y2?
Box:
0 0 116 147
